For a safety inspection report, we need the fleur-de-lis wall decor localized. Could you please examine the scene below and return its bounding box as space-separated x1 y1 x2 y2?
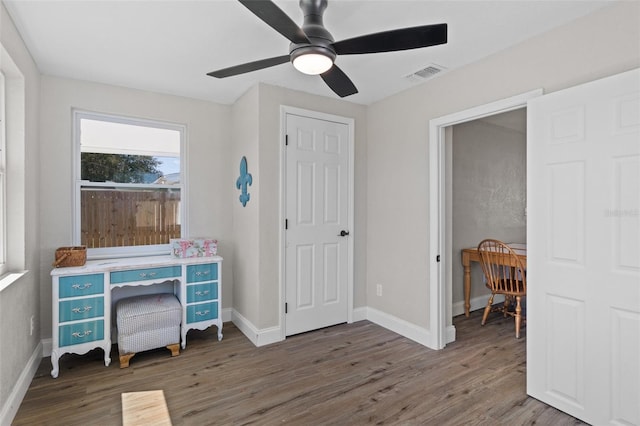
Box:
236 156 253 207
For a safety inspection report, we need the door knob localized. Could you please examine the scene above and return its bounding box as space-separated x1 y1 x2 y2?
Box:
338 230 350 237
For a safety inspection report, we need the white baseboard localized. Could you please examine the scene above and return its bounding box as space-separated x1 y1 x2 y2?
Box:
364 306 436 349
352 306 367 322
446 325 456 344
42 338 52 358
230 306 443 350
452 294 504 317
231 309 283 347
221 307 232 323
0 341 42 426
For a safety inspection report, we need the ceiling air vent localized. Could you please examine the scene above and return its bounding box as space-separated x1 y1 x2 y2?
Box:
405 64 446 83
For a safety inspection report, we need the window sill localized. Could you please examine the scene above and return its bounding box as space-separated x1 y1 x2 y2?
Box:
0 270 28 293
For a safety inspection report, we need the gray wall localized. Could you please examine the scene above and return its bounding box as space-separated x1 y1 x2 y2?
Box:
0 2 41 416
38 76 233 337
230 83 367 336
451 114 527 308
366 1 640 330
1 1 639 420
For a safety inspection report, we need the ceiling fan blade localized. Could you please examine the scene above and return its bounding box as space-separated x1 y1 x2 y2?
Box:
332 23 447 55
238 0 309 44
321 65 358 98
208 55 291 78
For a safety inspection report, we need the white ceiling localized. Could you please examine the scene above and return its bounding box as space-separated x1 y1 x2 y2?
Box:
3 0 613 105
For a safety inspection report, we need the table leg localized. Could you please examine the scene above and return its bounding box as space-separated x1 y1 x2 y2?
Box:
464 263 471 317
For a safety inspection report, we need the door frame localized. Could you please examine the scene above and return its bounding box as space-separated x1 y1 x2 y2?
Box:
428 89 542 349
279 105 355 340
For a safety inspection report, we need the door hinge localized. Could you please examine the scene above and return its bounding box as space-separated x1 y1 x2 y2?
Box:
436 255 441 262
285 219 288 230
285 303 288 314
285 134 289 146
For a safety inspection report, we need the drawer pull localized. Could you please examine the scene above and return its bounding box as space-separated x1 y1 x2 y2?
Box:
71 330 93 338
71 283 92 290
195 290 209 296
195 310 210 316
138 272 157 279
195 271 210 277
71 306 92 314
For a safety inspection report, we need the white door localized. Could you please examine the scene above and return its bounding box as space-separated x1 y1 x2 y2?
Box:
285 112 351 336
527 68 640 425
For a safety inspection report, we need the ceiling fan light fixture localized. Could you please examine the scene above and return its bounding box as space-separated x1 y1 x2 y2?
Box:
291 46 335 75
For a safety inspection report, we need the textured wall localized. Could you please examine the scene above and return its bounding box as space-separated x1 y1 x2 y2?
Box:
0 2 41 418
451 114 527 305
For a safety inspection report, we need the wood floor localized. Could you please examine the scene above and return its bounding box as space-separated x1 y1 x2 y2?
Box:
13 310 585 425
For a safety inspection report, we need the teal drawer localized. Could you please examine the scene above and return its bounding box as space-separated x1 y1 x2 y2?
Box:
186 263 218 283
59 274 104 299
59 320 104 347
59 297 104 323
110 266 181 284
186 301 218 323
186 283 218 303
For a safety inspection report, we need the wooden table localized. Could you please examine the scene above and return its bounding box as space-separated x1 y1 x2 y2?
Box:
461 244 527 317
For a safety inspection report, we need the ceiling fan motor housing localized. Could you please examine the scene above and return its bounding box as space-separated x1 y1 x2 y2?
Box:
290 0 336 61
209 0 448 98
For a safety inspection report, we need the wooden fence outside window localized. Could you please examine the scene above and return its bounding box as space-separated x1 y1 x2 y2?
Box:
80 188 181 248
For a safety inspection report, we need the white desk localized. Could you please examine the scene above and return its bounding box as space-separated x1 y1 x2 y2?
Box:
50 255 223 378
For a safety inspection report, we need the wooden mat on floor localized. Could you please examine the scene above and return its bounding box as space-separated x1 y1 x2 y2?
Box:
121 390 172 426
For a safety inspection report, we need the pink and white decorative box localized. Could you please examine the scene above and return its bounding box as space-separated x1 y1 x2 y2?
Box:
170 238 218 258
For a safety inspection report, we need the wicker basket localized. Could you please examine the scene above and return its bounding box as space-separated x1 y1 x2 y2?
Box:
52 246 87 268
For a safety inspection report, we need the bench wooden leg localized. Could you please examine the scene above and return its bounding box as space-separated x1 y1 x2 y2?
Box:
120 352 135 368
166 343 180 357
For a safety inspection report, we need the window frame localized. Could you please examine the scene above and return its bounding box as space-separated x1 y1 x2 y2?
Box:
0 70 6 276
0 44 26 286
72 109 187 259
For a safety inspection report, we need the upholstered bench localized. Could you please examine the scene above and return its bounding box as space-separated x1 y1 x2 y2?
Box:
116 293 182 368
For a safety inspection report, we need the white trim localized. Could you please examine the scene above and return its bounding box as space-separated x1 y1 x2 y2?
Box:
0 270 27 293
0 44 26 276
231 310 283 347
221 307 232 323
42 338 52 357
365 307 434 348
0 70 5 275
452 294 505 318
279 106 355 340
428 89 543 349
231 305 443 350
0 341 42 426
352 306 367 322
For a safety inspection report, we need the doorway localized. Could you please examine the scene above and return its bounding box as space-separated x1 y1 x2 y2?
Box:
281 106 355 337
428 90 542 349
451 109 527 318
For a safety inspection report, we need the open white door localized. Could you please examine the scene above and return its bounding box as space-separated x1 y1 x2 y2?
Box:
527 68 640 425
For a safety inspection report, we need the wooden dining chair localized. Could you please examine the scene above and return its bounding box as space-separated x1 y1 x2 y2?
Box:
477 239 527 338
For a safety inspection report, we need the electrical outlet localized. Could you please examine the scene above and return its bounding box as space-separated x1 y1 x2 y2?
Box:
376 284 382 297
30 315 35 336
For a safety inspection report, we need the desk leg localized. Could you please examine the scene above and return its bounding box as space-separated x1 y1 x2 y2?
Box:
463 263 471 317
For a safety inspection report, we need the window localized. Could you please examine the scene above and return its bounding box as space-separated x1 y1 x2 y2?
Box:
74 110 185 258
0 71 6 276
0 45 26 287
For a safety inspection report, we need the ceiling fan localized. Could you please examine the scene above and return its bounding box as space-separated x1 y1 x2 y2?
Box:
207 0 447 98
